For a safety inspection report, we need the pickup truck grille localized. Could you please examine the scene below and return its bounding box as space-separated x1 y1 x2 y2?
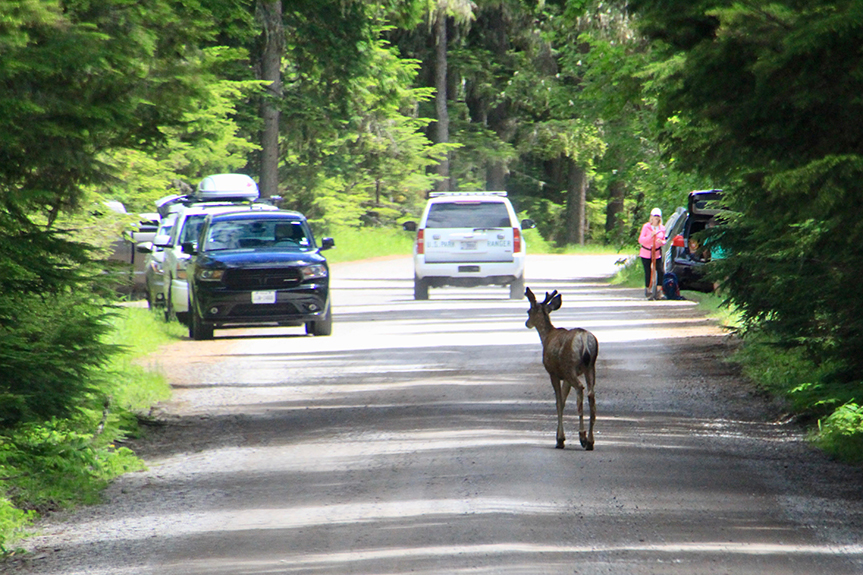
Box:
223 268 302 290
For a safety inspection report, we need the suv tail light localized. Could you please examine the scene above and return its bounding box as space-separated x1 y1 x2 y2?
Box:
416 229 425 255
513 228 521 253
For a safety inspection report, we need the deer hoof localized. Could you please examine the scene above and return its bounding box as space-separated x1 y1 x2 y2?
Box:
556 439 565 449
579 433 594 450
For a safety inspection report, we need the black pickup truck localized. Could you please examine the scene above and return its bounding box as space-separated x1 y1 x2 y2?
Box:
184 210 334 340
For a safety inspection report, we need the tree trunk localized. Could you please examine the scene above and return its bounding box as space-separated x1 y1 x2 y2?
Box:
565 159 587 246
605 178 625 237
259 0 283 199
434 14 450 192
486 161 506 191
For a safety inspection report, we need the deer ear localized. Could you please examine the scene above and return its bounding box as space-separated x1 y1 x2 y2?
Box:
525 287 536 304
549 293 562 311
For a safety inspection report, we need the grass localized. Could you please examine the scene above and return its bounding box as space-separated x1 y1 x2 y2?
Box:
323 226 415 264
101 306 184 414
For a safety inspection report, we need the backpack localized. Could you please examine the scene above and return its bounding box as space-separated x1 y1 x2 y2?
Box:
662 272 683 300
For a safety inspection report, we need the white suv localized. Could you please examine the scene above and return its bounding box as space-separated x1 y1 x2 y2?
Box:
404 192 535 300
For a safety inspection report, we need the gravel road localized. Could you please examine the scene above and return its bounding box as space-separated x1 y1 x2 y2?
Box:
4 255 863 574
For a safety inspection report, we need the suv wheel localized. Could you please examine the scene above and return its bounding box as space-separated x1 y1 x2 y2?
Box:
509 275 525 300
414 275 429 300
190 309 214 340
305 305 332 336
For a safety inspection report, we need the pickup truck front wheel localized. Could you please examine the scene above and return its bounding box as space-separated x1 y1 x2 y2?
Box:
190 309 214 340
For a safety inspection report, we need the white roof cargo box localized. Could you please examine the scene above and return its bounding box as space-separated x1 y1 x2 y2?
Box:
195 174 259 202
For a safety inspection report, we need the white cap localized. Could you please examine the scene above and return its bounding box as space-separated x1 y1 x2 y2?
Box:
650 208 662 218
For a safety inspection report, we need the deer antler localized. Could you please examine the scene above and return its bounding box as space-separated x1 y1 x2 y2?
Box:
541 290 558 306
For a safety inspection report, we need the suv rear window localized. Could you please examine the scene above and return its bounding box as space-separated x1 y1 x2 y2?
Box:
426 202 511 229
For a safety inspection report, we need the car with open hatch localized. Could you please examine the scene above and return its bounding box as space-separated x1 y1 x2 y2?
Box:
184 210 334 340
403 191 535 300
662 189 724 292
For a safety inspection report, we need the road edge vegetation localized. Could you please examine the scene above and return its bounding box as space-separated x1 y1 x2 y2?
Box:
615 258 863 465
0 308 182 557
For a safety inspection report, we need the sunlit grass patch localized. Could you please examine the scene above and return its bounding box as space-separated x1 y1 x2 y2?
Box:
102 306 181 414
323 226 415 264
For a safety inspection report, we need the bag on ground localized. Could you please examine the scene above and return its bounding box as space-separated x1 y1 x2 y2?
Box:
662 272 684 300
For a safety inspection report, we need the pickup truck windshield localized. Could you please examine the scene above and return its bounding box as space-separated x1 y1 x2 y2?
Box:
205 219 310 250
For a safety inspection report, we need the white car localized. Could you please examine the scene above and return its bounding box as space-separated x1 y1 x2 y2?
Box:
154 174 278 324
404 192 535 300
137 213 177 309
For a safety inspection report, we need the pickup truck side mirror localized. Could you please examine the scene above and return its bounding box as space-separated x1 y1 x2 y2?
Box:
402 221 417 232
181 242 197 255
320 237 335 251
521 218 536 230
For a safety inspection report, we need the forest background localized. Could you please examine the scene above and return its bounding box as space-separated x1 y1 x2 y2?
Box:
1 0 862 554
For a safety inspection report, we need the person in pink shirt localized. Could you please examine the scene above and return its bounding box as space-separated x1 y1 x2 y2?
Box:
638 208 666 298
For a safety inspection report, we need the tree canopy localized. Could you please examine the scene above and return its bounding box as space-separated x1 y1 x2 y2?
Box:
630 0 863 382
4 0 863 434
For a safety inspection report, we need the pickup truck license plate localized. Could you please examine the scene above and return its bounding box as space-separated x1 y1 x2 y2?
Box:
461 241 477 250
252 290 276 304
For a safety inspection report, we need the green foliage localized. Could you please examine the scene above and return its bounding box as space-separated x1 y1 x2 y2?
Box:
733 332 863 461
0 0 217 218
0 292 115 427
0 213 117 428
278 7 444 228
0 306 177 553
0 421 144 512
101 54 264 212
0 496 32 558
632 0 863 459
815 403 863 464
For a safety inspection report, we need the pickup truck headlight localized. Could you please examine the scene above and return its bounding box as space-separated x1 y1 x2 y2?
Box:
196 269 225 282
300 264 328 280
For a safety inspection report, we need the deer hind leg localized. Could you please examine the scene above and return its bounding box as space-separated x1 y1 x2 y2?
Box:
550 376 568 449
573 377 588 449
580 364 597 451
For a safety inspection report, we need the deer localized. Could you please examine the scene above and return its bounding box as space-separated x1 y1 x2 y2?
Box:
525 287 599 450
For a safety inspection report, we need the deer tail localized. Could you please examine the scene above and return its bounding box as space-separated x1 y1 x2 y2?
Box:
581 334 598 367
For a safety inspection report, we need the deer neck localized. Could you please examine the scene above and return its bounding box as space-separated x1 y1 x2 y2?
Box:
533 313 556 343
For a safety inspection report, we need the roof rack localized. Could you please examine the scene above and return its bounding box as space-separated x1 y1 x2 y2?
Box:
429 191 507 197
